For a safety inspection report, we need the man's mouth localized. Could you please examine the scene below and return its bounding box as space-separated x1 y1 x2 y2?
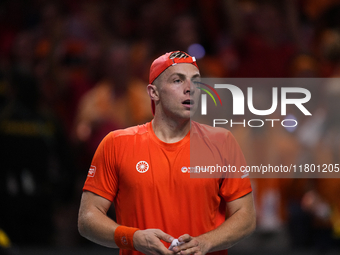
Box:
182 99 195 110
182 99 194 105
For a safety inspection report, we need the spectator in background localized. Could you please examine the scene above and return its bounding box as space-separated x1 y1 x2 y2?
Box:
0 69 75 245
312 4 340 77
218 0 297 78
74 43 152 160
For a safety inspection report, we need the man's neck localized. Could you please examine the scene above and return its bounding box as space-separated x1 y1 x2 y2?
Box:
152 116 191 143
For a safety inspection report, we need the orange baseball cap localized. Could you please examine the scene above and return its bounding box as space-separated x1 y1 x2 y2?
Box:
149 51 199 115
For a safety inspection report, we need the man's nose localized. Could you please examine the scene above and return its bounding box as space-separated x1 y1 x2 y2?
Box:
184 79 196 95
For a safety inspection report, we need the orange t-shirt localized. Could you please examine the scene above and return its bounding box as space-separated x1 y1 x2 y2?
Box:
83 121 252 255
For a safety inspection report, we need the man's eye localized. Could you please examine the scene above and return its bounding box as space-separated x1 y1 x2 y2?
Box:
174 79 182 83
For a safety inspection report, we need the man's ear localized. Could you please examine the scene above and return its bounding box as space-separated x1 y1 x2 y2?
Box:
147 84 159 101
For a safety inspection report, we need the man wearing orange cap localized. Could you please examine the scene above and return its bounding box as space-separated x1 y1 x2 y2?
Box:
78 51 256 255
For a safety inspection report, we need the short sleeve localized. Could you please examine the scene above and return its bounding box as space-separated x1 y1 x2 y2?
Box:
83 132 118 202
218 132 252 202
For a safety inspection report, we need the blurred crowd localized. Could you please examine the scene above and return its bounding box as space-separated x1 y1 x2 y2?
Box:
0 0 340 252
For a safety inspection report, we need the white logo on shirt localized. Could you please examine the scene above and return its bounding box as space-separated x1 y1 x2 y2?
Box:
136 161 149 173
181 166 197 174
181 167 188 173
88 165 96 177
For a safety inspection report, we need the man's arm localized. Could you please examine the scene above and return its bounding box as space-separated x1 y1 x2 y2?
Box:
173 192 256 255
78 191 175 254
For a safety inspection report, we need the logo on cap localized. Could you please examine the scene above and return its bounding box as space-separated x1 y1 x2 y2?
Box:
169 51 190 59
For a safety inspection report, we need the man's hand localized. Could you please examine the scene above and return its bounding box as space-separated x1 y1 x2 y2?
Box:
172 234 210 255
133 229 175 255
173 192 256 254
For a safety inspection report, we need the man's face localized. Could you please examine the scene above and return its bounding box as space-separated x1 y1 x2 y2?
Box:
154 63 201 120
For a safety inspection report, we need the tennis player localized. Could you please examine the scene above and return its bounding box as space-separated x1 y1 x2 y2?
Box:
78 51 256 255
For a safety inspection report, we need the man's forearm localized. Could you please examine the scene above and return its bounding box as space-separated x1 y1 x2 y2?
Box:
78 204 120 248
78 192 120 248
200 202 256 253
78 192 175 254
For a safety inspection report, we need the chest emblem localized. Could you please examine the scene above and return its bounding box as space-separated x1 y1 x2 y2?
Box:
136 161 149 173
